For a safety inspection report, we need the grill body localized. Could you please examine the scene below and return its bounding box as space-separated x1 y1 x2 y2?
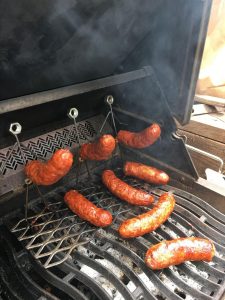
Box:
1 111 225 300
2 1 224 299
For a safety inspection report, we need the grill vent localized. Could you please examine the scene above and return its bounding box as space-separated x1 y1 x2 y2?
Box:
0 120 97 176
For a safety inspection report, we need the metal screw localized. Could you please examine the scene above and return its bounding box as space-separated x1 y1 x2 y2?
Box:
9 122 22 135
68 108 78 120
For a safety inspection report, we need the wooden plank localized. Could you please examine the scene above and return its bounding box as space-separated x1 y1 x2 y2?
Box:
177 114 225 143
187 149 221 178
177 129 225 177
177 130 225 162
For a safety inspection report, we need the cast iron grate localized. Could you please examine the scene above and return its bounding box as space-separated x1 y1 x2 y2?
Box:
8 173 225 300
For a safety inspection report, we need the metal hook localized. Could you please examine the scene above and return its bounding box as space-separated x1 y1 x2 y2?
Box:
105 95 114 106
67 108 91 183
100 95 118 135
24 179 32 225
9 122 26 165
68 108 79 120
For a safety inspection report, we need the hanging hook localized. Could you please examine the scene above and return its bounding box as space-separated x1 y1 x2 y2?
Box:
99 96 124 163
67 108 91 183
9 122 27 165
99 95 117 134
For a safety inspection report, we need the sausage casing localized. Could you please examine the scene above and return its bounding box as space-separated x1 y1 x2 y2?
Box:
80 135 116 161
64 190 113 227
124 162 169 185
117 123 161 149
145 237 215 270
119 192 175 238
25 149 73 185
102 170 154 206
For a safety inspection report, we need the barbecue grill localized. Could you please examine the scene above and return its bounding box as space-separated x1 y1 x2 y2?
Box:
1 1 225 299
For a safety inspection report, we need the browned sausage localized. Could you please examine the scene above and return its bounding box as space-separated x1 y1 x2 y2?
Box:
80 135 116 161
102 170 154 206
145 237 215 270
124 161 169 185
64 190 113 227
118 192 175 238
25 149 73 186
117 123 161 149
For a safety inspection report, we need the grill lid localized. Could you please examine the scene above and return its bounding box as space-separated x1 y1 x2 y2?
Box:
0 0 211 124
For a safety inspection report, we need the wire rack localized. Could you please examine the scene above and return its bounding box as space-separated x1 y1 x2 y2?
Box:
10 177 134 268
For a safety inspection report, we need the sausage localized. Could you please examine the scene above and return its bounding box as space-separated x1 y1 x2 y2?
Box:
117 123 161 149
64 190 113 227
102 170 154 206
25 149 73 185
118 192 175 238
124 161 169 185
80 134 116 161
145 237 215 270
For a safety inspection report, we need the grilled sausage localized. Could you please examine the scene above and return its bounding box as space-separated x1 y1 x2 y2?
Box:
145 237 215 270
117 123 161 149
118 192 175 238
25 149 73 185
64 190 113 227
102 170 154 206
124 162 169 185
80 134 116 161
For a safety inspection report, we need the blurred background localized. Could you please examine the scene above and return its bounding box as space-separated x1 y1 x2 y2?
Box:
197 0 225 100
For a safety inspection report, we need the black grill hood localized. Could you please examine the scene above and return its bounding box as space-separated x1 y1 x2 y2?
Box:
0 0 211 124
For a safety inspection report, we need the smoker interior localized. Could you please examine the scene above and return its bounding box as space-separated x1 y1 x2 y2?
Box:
0 109 225 300
0 69 198 200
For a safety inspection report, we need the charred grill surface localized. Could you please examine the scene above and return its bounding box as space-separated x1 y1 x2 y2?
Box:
3 167 225 300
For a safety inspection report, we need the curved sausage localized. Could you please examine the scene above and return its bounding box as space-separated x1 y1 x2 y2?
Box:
124 161 169 185
64 190 113 227
117 123 161 149
118 192 175 238
25 149 73 185
102 170 154 206
145 237 215 270
79 134 116 161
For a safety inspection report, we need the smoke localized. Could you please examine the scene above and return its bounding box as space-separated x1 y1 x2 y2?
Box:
0 1 168 98
0 0 208 125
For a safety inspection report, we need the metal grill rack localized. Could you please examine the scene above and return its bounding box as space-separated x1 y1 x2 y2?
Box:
11 182 129 269
8 173 225 300
0 113 113 197
0 118 98 176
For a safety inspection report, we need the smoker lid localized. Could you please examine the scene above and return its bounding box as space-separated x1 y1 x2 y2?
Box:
0 0 211 124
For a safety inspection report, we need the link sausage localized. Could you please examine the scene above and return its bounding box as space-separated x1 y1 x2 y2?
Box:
117 123 161 149
145 237 215 270
124 162 169 185
64 190 113 227
102 170 154 206
118 192 175 238
80 134 116 161
25 149 73 185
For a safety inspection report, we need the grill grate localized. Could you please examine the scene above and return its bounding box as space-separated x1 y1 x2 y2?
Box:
8 173 225 300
